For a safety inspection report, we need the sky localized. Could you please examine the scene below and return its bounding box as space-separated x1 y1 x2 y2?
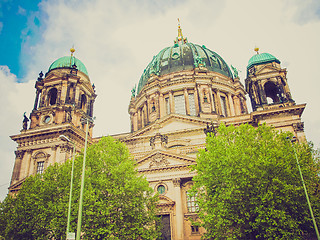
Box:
0 0 320 201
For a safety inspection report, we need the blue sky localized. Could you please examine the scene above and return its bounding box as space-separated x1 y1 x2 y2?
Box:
0 0 320 201
0 0 46 79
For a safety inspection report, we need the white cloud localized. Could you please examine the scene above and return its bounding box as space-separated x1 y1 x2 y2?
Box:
0 66 34 200
2 0 320 200
17 6 27 16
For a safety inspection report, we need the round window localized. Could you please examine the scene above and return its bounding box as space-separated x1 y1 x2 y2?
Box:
43 115 51 124
157 185 166 195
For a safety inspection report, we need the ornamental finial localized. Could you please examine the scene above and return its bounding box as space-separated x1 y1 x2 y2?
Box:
254 47 259 54
70 45 75 66
175 18 187 44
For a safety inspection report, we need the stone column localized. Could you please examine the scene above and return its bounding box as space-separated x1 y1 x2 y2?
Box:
184 88 190 115
25 149 33 177
159 93 164 118
156 92 160 119
258 82 267 104
227 93 235 116
233 95 241 115
194 86 200 115
11 150 25 183
197 84 202 113
40 88 47 107
33 90 40 110
137 109 141 129
133 112 138 131
208 87 215 112
144 101 148 125
216 90 222 115
169 91 174 113
74 85 80 108
173 178 184 240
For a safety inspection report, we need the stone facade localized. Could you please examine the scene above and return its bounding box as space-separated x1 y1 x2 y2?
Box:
9 37 305 239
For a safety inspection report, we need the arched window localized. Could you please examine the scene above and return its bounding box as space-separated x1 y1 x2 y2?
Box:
80 94 86 111
186 191 199 213
264 81 279 104
48 88 57 106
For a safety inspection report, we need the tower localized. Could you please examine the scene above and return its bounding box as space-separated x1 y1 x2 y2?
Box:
9 49 96 194
245 49 305 141
245 49 294 111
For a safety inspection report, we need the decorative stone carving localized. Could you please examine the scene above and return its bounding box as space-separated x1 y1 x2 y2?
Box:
149 133 168 148
293 122 304 132
32 151 50 162
204 122 217 135
60 144 71 153
149 153 169 168
15 150 25 159
172 178 181 187
51 145 58 151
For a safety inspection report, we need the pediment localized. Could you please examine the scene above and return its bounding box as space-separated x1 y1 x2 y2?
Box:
255 64 280 75
130 114 209 138
158 195 175 206
136 150 196 172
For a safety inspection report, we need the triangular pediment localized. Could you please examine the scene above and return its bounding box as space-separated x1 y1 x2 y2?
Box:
255 64 280 75
136 150 196 172
129 114 210 138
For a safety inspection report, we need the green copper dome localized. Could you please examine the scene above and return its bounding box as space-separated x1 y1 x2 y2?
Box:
137 42 233 94
247 53 280 69
48 56 88 76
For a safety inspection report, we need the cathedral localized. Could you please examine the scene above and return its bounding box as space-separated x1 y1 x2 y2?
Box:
8 24 306 240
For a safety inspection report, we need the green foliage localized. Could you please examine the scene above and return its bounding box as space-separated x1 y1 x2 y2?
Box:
192 123 320 240
0 136 160 239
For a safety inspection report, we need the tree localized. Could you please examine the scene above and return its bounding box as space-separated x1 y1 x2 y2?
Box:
0 136 160 240
192 123 320 240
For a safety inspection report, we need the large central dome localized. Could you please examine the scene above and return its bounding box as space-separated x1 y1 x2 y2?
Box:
137 42 233 94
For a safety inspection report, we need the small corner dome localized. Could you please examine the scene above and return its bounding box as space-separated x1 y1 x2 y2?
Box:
48 56 89 76
136 42 233 95
247 52 280 69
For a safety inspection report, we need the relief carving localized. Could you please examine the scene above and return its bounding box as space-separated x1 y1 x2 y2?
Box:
60 144 72 153
293 122 304 132
172 178 181 187
149 153 169 168
15 150 25 159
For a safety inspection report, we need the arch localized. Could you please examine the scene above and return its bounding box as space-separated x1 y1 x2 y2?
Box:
48 88 57 106
80 94 87 111
264 81 280 104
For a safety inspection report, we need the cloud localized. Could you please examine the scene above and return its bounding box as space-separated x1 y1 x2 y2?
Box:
0 66 34 200
287 0 320 24
17 6 26 16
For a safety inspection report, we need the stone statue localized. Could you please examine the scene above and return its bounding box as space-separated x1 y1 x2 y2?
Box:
131 85 136 98
231 65 239 78
204 122 216 136
23 112 29 130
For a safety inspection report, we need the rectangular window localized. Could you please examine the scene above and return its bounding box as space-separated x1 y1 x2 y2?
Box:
165 97 170 114
191 225 199 234
37 161 44 175
174 95 186 115
188 94 196 116
187 191 199 213
220 96 228 117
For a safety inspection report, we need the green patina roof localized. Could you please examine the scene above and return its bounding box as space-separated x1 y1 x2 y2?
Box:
48 56 88 76
247 52 280 69
136 42 233 95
